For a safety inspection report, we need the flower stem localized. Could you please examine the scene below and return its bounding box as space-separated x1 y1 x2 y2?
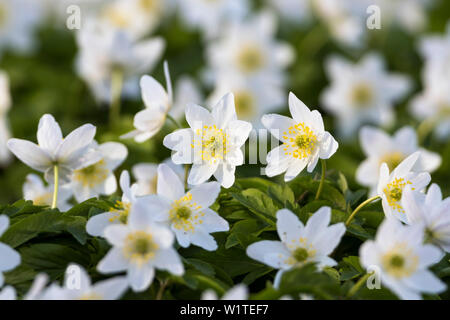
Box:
156 278 170 300
184 164 189 190
51 165 59 209
345 195 381 226
109 68 124 129
315 159 326 200
166 114 181 129
347 272 374 298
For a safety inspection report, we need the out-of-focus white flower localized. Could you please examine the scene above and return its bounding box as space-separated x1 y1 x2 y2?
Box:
132 158 184 196
23 174 72 211
86 170 138 237
208 74 284 125
262 93 338 182
76 18 165 103
377 152 431 223
163 93 252 188
142 164 228 251
402 184 450 252
0 0 43 57
411 23 450 139
71 141 127 202
247 207 345 288
121 63 173 143
321 53 411 137
7 114 100 184
313 0 370 48
374 0 432 33
0 273 50 300
0 70 12 165
99 0 167 40
360 218 445 300
97 198 184 292
0 215 21 287
356 126 441 195
59 264 128 300
267 0 312 25
177 0 249 39
206 11 293 84
170 76 203 122
202 284 248 300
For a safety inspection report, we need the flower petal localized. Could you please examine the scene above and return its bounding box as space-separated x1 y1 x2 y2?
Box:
157 163 184 201
7 139 52 172
37 114 63 154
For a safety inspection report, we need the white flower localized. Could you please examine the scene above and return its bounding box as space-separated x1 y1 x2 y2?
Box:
71 141 128 202
177 0 249 39
59 264 128 300
0 0 43 57
206 11 293 83
97 198 184 292
99 0 167 40
170 75 203 122
202 284 248 300
360 218 446 300
142 164 228 251
377 152 431 223
267 0 312 25
86 170 138 237
132 158 184 196
402 184 450 252
121 63 173 143
246 207 346 288
0 286 15 300
23 174 72 211
208 74 284 125
262 92 338 182
76 18 165 103
313 0 370 47
356 126 441 195
7 114 100 184
0 215 21 287
163 92 252 188
321 53 411 137
0 70 12 165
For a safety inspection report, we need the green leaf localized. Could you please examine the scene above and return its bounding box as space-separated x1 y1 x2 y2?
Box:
267 184 295 207
230 189 278 226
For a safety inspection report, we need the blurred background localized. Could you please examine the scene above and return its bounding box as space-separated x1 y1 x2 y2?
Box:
0 0 449 204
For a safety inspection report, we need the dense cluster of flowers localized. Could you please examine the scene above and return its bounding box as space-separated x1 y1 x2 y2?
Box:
0 0 448 301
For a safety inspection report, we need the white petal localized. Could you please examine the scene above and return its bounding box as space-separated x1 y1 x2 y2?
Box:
128 263 154 292
276 209 304 244
211 93 237 129
318 131 338 159
227 120 252 147
261 114 296 143
0 286 16 300
128 199 156 231
314 223 346 256
222 285 248 300
99 142 128 170
425 184 442 208
157 164 184 201
416 244 444 269
304 207 331 241
55 124 97 163
7 139 52 171
189 182 221 208
392 152 420 177
97 248 128 274
393 126 417 152
199 208 229 233
37 114 63 154
284 158 308 181
359 126 392 157
86 212 116 237
188 163 218 185
403 270 446 294
356 158 380 187
401 186 425 224
190 231 218 251
104 225 129 247
185 103 213 129
0 243 20 271
288 92 312 124
119 171 134 203
92 276 129 300
214 163 235 188
152 248 184 275
0 215 9 237
140 75 169 112
417 149 441 173
246 240 291 269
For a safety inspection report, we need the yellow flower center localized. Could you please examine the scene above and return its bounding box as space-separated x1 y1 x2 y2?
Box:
381 243 419 278
383 178 413 212
123 231 159 265
380 152 405 172
192 125 229 164
284 237 316 266
169 192 204 232
236 45 265 73
234 91 256 120
103 6 131 28
282 123 318 160
351 83 373 107
139 0 160 13
108 201 131 224
293 247 309 262
73 160 109 188
33 192 53 206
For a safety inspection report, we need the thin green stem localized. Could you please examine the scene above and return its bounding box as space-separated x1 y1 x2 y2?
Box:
347 272 374 298
184 164 189 190
166 114 181 129
156 279 170 300
315 159 326 200
345 195 381 226
109 68 124 129
51 165 59 209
